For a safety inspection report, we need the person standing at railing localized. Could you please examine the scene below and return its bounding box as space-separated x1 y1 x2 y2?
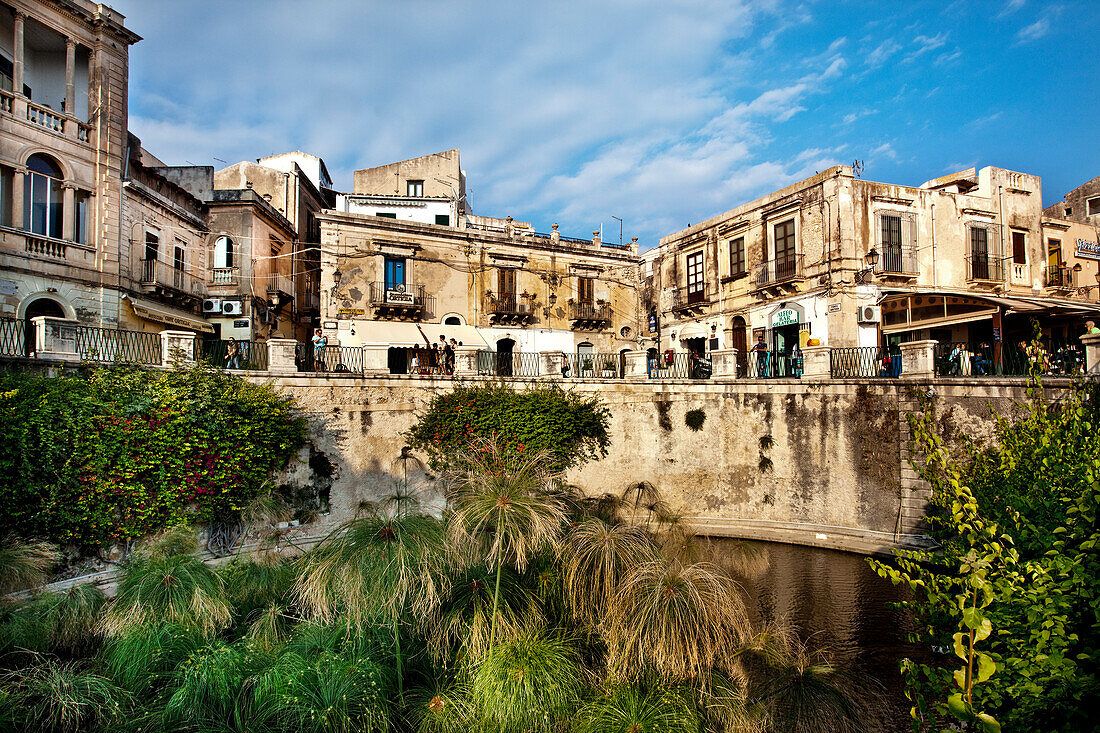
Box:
443 337 455 375
751 334 769 377
1087 320 1100 335
225 338 242 370
311 328 327 372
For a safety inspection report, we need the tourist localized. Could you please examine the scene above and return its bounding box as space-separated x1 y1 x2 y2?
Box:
1087 320 1100 335
311 328 327 372
443 337 455 374
225 337 242 369
751 334 769 377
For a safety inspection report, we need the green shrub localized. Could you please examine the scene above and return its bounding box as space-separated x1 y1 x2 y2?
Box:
0 365 306 551
407 383 610 472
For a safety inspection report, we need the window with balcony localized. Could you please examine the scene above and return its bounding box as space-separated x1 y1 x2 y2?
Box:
144 230 159 261
213 236 234 269
577 276 594 303
686 250 704 303
967 224 1001 281
773 219 796 279
407 180 424 197
384 257 406 290
24 154 63 239
73 190 89 244
728 237 745 278
875 211 918 274
1011 231 1026 265
0 165 12 227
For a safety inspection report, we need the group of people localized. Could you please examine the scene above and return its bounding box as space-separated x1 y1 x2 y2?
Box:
410 335 460 375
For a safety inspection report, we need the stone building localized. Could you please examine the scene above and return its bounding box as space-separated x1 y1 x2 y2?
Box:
647 164 1100 374
317 151 640 373
0 0 139 331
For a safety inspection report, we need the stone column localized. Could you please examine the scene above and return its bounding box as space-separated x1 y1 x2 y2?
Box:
266 338 298 375
541 351 566 379
453 345 481 376
12 12 24 98
160 330 196 367
898 340 937 379
12 168 25 230
62 184 75 241
64 38 76 117
363 345 390 376
709 348 739 378
800 345 831 379
32 316 79 361
622 350 649 379
1081 333 1100 377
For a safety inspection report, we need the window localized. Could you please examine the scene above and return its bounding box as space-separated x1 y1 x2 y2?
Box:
577 276 594 303
435 214 450 226
498 268 516 296
968 225 998 280
213 236 234 269
876 211 917 273
407 180 424 197
144 230 159 261
1011 231 1026 265
728 236 745 277
0 165 12 227
24 154 64 239
73 190 89 244
173 244 185 290
1088 197 1100 217
686 250 704 303
376 211 397 219
384 257 405 289
774 219 795 267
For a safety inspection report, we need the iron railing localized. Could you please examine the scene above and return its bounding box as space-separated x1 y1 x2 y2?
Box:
671 284 709 309
754 253 804 287
140 259 205 296
965 255 1007 282
0 317 26 357
368 282 433 317
934 342 1028 377
405 346 457 375
830 347 902 378
1044 264 1074 289
485 293 536 317
563 352 625 379
646 352 712 380
476 350 541 377
745 349 802 378
199 339 268 370
875 245 919 276
75 325 161 365
569 301 612 322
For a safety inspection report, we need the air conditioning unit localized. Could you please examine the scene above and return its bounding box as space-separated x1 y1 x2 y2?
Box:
202 298 222 314
222 300 243 316
857 305 881 324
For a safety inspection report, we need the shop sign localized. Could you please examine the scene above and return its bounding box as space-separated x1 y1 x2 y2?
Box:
337 308 365 318
1075 237 1100 260
773 308 799 326
233 319 249 329
0 279 16 296
385 289 415 305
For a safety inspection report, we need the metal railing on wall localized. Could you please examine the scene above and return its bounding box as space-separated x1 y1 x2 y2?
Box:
0 318 26 357
75 325 162 365
745 350 802 378
563 352 625 379
476 350 541 377
198 339 268 371
830 347 902 378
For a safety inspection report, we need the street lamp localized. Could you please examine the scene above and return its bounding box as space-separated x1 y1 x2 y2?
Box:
864 247 880 269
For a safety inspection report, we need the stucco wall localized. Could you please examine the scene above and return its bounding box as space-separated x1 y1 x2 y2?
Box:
267 375 1062 555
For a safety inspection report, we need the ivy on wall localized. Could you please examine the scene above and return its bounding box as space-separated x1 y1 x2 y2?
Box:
0 366 307 551
407 382 610 472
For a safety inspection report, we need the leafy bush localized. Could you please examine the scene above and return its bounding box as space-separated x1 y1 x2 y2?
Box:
0 365 307 551
407 382 610 472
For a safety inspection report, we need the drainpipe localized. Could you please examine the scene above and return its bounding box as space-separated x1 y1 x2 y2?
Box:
930 203 937 286
998 185 1006 286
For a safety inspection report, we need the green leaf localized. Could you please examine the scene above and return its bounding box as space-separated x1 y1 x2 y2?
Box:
975 652 996 683
976 712 1001 732
947 693 970 720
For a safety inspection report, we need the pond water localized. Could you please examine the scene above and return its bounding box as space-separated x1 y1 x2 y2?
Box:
706 537 920 729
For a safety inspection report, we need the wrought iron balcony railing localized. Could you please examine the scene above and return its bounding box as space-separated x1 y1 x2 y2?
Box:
671 283 709 309
754 253 804 287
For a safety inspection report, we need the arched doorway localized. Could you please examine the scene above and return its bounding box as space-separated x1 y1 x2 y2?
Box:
619 348 630 378
732 316 748 377
646 347 659 379
23 297 66 356
496 337 516 376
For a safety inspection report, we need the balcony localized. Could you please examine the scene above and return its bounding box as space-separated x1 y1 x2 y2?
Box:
0 91 92 145
875 245 919 278
569 301 611 330
210 268 239 286
485 292 537 325
753 253 805 294
138 259 205 305
267 273 294 301
1044 264 1075 292
966 254 1006 285
671 283 711 312
368 282 434 320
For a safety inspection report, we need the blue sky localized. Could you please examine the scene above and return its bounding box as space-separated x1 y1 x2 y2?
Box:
110 0 1099 249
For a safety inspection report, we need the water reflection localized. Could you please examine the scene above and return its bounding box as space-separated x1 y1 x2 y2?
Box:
705 537 918 727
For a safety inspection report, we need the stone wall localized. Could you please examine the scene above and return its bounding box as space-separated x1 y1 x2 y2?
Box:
267 374 1066 556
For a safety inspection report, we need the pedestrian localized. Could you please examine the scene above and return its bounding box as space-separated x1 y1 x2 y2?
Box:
225 337 242 369
1087 320 1100 335
443 338 455 374
751 333 769 377
311 328 327 372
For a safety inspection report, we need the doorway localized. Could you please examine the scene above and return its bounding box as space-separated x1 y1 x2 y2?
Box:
23 298 65 356
732 316 748 376
497 337 516 376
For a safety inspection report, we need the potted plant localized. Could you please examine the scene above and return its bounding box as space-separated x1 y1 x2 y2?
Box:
582 357 594 376
602 358 617 377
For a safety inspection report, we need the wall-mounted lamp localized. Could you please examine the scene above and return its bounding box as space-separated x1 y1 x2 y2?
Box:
864 247 880 269
548 293 557 306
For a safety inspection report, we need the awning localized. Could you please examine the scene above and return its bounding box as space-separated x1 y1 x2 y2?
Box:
882 309 995 334
123 295 214 334
356 322 430 347
677 322 707 340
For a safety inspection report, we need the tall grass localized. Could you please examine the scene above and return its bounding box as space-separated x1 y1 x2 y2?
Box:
0 538 59 595
433 562 540 660
2 660 128 733
101 552 232 636
576 683 700 733
560 519 658 628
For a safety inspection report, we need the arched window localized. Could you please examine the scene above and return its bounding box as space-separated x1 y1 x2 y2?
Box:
213 236 234 269
24 154 64 239
444 316 461 326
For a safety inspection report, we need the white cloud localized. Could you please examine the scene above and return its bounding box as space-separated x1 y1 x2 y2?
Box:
1016 17 1051 42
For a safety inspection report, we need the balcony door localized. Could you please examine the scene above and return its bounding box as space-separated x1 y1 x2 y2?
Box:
686 251 704 304
774 219 796 279
173 245 185 290
881 214 902 272
971 227 990 279
498 268 516 311
384 257 405 291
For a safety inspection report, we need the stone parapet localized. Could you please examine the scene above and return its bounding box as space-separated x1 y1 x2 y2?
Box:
709 349 739 378
800 345 831 380
31 317 79 362
266 338 299 375
1082 333 1100 377
898 340 937 379
160 330 196 367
